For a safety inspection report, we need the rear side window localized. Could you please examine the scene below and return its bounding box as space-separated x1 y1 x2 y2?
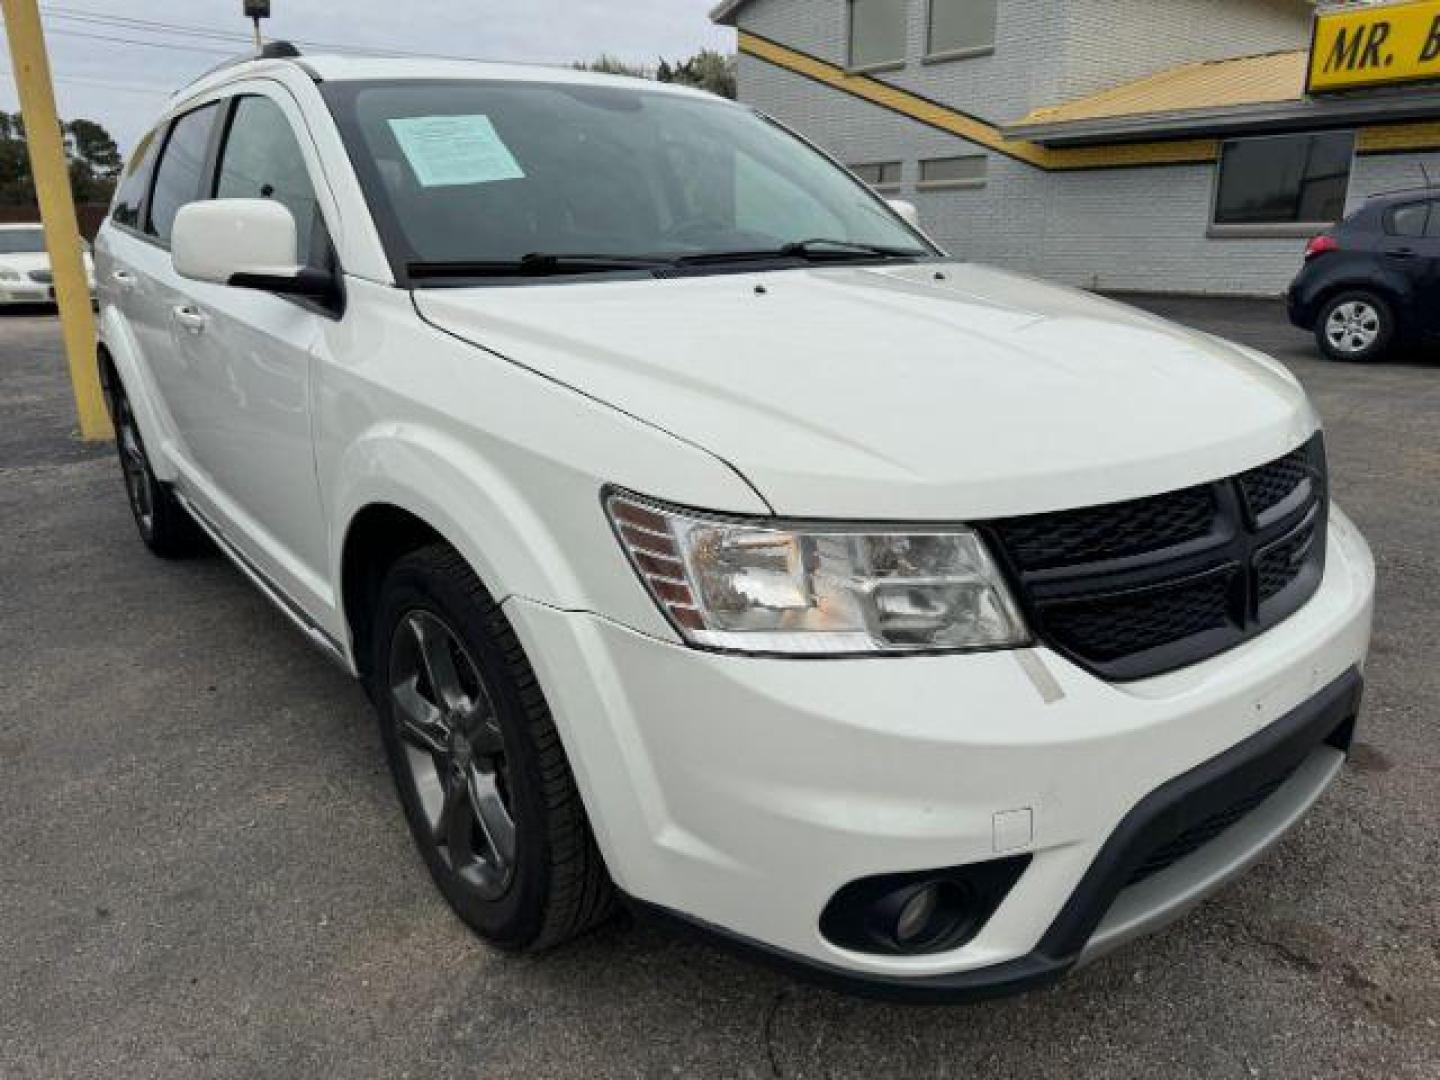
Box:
215 95 325 268
111 128 159 229
146 103 220 244
1385 201 1430 238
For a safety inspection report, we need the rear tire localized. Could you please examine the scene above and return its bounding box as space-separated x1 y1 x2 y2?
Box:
1315 290 1394 362
371 543 614 951
109 377 204 558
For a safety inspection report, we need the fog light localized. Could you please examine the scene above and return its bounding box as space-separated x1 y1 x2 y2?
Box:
895 886 939 943
819 855 1032 957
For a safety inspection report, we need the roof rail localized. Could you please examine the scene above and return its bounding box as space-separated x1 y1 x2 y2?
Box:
176 40 304 95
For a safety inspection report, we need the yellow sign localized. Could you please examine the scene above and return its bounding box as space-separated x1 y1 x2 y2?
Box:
1309 0 1440 93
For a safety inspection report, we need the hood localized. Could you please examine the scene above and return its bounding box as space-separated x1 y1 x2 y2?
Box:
414 261 1316 519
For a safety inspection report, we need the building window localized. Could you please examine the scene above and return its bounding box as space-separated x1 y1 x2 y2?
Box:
850 161 903 192
927 0 997 58
918 154 988 189
848 0 906 71
1213 132 1354 227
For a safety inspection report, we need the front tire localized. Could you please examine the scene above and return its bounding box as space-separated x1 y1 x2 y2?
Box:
372 544 614 951
1315 290 1394 362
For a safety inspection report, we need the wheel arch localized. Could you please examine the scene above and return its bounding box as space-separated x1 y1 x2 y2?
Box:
338 501 450 682
1310 279 1409 335
94 304 180 481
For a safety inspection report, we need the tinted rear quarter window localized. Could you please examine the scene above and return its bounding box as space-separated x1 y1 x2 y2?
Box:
111 128 159 229
1385 201 1430 238
147 103 220 244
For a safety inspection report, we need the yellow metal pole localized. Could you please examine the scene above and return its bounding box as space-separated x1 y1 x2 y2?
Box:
1 0 110 441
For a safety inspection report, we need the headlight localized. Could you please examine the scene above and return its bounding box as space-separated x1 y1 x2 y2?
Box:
606 490 1028 655
0 269 19 281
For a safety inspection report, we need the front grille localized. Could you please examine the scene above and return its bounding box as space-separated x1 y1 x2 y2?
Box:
997 485 1216 571
1239 445 1313 523
987 435 1328 681
1042 568 1235 664
27 269 52 284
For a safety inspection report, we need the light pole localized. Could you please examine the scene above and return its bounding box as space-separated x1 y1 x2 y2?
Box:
0 0 109 441
245 0 270 52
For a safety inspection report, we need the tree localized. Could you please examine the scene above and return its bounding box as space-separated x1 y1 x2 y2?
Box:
657 50 737 99
66 119 122 182
573 55 651 79
0 110 120 205
575 50 738 99
0 111 35 205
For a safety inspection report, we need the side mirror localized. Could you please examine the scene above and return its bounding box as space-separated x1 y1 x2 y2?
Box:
886 198 921 229
172 199 332 299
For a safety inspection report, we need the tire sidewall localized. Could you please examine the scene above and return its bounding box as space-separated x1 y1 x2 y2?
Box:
1316 291 1394 362
371 557 552 949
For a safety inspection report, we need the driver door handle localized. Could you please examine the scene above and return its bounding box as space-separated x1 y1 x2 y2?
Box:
172 304 209 334
1385 246 1416 258
111 268 136 288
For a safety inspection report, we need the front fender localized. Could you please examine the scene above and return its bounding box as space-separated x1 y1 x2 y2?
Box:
329 423 592 635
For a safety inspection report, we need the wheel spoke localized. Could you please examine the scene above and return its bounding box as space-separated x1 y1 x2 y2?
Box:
391 674 450 755
466 765 516 868
409 613 468 711
439 768 472 852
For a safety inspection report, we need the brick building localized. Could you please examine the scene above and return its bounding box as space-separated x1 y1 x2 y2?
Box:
713 0 1440 295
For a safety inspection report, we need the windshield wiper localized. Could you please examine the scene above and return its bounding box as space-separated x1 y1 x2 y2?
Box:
780 238 925 259
669 239 924 267
408 253 672 280
408 242 925 280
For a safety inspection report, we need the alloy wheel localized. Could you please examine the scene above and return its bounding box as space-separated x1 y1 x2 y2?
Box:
388 609 517 900
1324 300 1381 356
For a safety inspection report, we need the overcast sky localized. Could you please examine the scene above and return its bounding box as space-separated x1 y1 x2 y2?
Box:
0 1 735 151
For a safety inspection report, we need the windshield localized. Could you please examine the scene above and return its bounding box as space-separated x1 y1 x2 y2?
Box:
0 228 47 254
323 79 933 280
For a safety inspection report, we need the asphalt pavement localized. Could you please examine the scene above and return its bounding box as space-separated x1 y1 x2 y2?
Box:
1 296 1437 1078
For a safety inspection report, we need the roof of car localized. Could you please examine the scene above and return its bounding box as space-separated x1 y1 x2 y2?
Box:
0 223 42 230
1363 187 1440 207
179 49 723 105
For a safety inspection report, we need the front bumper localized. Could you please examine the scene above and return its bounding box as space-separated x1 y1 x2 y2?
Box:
0 284 53 303
505 508 1374 998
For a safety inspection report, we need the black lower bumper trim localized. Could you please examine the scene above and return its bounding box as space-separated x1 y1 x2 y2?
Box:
625 667 1363 1004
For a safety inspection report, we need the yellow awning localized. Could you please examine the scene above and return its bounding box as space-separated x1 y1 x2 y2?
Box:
1015 51 1308 129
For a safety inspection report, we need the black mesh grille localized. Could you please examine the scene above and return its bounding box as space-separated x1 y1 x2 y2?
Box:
995 486 1216 571
1238 446 1311 522
1044 571 1234 663
1125 771 1291 886
987 436 1327 681
26 269 52 284
1256 517 1320 604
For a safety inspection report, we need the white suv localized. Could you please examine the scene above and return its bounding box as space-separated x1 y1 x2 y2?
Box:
95 47 1375 1001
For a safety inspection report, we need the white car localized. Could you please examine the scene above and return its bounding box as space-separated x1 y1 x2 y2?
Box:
94 45 1374 1001
0 223 95 303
